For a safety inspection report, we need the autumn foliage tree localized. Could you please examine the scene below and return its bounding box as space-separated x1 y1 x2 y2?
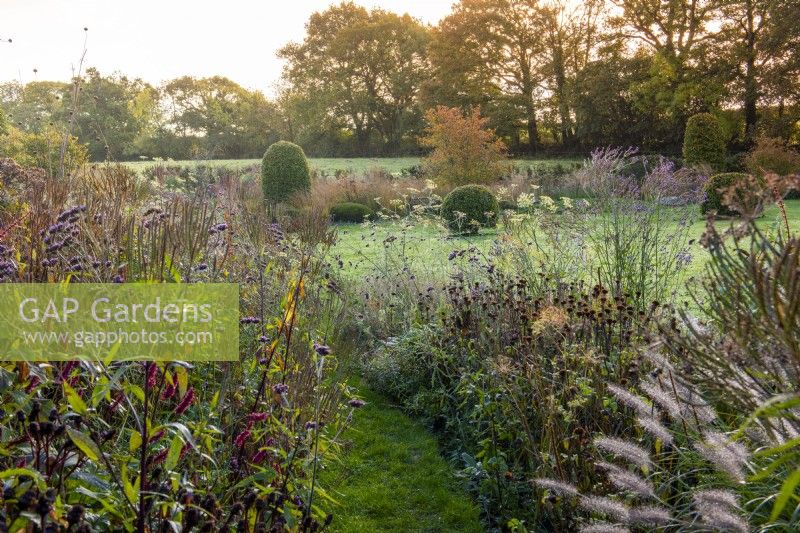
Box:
421 106 507 186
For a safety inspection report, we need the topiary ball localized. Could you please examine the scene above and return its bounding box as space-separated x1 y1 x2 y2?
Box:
261 141 311 205
329 202 374 223
440 185 499 234
683 113 727 171
701 172 749 216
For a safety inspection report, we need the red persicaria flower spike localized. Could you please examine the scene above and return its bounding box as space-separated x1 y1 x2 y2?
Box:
234 430 252 448
174 388 195 415
251 449 267 464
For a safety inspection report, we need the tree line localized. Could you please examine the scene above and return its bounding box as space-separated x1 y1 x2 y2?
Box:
2 0 798 161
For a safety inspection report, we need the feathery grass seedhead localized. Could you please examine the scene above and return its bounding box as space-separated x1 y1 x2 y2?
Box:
694 432 749 483
640 380 685 422
533 478 580 497
596 461 655 499
579 495 630 522
697 506 749 533
635 415 673 445
579 523 630 533
594 437 653 469
693 489 740 511
607 383 657 416
628 505 672 527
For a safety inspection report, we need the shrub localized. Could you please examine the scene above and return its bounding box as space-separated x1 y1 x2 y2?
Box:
330 201 374 222
261 140 311 205
421 106 508 186
744 138 800 198
498 199 517 211
440 184 498 234
701 172 749 216
683 113 726 171
0 125 88 176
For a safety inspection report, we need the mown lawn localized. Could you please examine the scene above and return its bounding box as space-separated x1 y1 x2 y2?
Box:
332 200 800 282
319 381 482 533
124 156 582 176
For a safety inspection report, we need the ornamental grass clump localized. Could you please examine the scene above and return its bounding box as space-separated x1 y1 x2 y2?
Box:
535 358 752 533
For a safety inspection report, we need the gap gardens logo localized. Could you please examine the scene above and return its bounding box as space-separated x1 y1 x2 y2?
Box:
0 284 239 361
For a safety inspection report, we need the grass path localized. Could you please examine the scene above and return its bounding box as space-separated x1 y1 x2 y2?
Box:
319 381 482 533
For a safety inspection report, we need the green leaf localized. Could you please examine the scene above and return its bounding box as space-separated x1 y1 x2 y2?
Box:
63 382 88 415
121 464 137 506
755 435 800 458
771 467 800 521
165 422 196 449
165 434 183 471
750 453 795 482
210 390 219 410
164 254 182 283
176 367 188 398
229 469 276 492
67 428 102 462
0 468 46 490
129 430 142 453
127 384 145 402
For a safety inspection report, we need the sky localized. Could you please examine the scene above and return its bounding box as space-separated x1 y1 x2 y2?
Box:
0 0 455 95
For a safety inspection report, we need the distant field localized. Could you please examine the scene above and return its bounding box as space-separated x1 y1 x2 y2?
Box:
123 157 584 176
332 200 800 283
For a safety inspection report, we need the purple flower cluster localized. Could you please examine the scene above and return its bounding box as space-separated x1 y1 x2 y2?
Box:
208 222 228 234
313 343 331 356
240 316 261 324
56 205 86 223
0 258 16 279
267 223 285 242
0 244 15 279
142 206 169 228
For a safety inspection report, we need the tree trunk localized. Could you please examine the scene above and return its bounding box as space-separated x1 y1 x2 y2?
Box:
743 58 758 146
553 44 572 147
742 0 759 147
527 109 539 155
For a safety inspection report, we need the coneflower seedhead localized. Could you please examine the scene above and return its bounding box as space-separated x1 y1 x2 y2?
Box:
594 437 652 469
579 495 630 522
533 478 579 497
